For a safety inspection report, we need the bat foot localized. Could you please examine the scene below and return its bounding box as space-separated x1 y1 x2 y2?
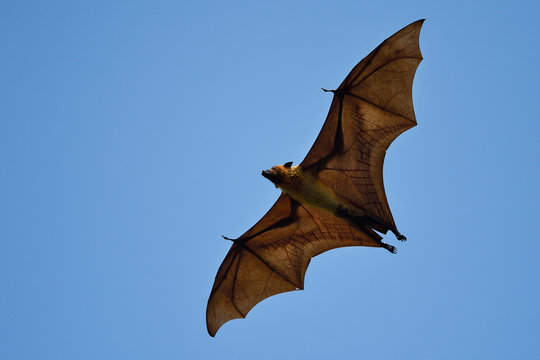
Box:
396 234 407 242
381 242 397 254
392 230 407 241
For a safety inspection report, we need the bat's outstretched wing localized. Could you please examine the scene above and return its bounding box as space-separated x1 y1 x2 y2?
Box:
206 194 382 336
301 19 424 233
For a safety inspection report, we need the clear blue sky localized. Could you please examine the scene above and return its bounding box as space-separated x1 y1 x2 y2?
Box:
2 0 539 359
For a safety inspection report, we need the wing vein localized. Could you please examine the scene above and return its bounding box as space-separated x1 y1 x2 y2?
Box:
347 55 421 90
242 244 301 288
344 92 415 123
209 250 239 298
231 252 247 318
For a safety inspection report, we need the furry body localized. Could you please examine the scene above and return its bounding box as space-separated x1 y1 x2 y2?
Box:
262 164 366 219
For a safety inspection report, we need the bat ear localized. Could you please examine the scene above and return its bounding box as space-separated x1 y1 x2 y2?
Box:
284 161 293 168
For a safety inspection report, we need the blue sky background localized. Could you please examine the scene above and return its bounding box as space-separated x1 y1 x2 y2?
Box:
2 0 540 359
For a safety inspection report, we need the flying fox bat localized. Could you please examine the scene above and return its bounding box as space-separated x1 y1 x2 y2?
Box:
207 20 424 336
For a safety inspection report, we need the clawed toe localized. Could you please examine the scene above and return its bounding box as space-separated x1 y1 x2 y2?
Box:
397 234 407 241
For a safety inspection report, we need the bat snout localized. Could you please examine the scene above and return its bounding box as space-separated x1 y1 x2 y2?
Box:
261 170 272 179
262 170 278 183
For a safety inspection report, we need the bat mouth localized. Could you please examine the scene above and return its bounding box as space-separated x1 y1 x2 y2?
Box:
261 170 278 183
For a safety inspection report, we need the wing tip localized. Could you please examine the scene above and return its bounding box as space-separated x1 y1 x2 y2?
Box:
206 283 306 337
398 19 425 46
206 308 245 338
408 19 426 29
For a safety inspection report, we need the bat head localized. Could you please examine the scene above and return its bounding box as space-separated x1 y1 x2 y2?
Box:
262 162 294 187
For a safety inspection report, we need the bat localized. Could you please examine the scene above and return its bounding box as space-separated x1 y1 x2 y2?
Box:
206 20 424 336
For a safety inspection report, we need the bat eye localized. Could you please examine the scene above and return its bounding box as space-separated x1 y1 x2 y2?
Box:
284 161 293 168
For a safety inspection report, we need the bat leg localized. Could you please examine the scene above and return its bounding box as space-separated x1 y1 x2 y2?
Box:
335 206 397 254
359 211 407 242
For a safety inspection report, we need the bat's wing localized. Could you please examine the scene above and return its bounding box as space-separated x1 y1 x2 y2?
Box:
300 20 424 233
206 194 382 336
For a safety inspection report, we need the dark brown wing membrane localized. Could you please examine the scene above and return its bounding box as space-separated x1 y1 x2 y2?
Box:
206 194 382 336
301 20 424 232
